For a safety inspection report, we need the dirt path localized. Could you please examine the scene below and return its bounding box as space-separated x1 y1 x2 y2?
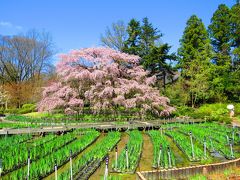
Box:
90 131 154 180
89 132 131 180
137 131 153 172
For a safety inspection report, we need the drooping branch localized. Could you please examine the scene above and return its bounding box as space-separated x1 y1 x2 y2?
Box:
38 47 175 116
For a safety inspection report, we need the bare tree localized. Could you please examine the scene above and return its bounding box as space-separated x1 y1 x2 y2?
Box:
100 20 127 51
0 30 55 107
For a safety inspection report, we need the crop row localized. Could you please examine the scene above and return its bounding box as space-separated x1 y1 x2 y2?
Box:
1 132 76 174
58 131 121 180
179 125 219 152
209 125 239 145
148 130 175 168
112 130 143 173
167 122 239 145
198 123 239 141
0 134 32 150
166 131 204 161
2 130 100 180
179 125 236 159
30 133 56 147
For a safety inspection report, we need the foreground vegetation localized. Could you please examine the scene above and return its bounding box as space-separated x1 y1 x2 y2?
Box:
1 122 239 180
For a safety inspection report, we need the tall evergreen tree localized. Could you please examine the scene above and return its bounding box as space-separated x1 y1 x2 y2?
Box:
208 4 236 101
231 3 240 68
139 17 162 57
225 2 240 102
143 43 176 88
208 4 232 67
178 15 212 77
123 17 162 63
123 17 176 87
122 19 141 55
178 15 213 107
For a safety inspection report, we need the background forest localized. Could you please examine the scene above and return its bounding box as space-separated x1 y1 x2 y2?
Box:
0 2 240 123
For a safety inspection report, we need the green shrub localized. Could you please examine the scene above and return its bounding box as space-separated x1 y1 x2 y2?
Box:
3 104 36 114
22 104 34 109
174 103 239 123
189 112 206 119
193 103 236 124
18 103 36 114
196 103 229 116
45 113 65 119
173 106 195 117
206 115 231 124
4 108 19 114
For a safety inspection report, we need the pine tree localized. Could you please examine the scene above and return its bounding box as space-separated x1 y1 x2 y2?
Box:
208 4 232 67
225 2 240 101
122 19 141 55
143 44 176 88
208 4 237 102
123 17 175 85
123 17 163 65
178 15 212 77
178 15 213 107
231 3 240 68
139 17 162 57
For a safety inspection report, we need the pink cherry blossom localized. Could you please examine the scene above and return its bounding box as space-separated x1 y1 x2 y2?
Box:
68 98 84 107
38 47 175 116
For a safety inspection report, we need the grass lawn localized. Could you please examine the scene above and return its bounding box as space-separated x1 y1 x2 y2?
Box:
24 112 65 118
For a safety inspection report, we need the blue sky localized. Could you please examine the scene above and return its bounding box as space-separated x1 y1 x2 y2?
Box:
0 0 235 60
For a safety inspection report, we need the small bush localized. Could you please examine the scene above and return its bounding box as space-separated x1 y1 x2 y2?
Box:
174 106 195 117
18 104 36 114
3 104 36 114
196 103 228 116
194 103 236 124
174 103 239 123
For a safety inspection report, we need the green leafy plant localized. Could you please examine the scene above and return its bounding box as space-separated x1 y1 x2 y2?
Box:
148 130 176 168
112 130 143 173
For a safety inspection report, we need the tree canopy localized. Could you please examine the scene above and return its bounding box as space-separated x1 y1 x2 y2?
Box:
38 47 175 116
0 30 55 107
177 15 212 107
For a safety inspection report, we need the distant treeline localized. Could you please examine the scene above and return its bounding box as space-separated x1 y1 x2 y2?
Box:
101 2 240 107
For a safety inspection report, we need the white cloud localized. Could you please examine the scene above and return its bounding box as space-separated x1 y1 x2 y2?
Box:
0 21 13 27
0 21 23 30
